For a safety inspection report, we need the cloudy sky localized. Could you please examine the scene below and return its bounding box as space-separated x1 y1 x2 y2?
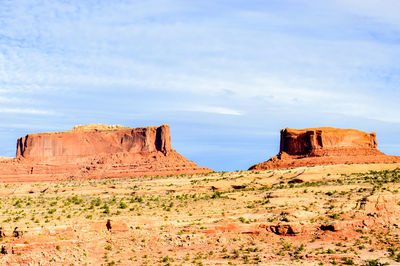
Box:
0 0 399 171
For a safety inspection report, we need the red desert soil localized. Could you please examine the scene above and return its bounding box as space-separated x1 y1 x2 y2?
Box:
0 124 212 182
0 163 399 265
250 127 400 170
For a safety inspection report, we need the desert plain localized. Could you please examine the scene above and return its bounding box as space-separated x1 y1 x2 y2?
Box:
0 162 400 265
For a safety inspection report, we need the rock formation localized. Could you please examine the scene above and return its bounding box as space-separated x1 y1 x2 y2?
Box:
250 127 400 170
0 124 212 182
16 124 172 160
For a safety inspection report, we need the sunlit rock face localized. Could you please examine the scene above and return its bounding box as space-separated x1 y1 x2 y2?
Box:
16 124 172 160
279 127 380 157
0 124 212 182
250 127 400 170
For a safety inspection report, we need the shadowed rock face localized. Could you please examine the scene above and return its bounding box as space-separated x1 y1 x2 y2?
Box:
16 124 172 160
250 127 400 170
0 124 212 182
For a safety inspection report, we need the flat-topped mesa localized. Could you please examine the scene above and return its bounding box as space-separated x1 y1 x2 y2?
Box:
279 127 381 157
250 127 400 170
16 124 172 160
0 123 212 181
72 124 126 131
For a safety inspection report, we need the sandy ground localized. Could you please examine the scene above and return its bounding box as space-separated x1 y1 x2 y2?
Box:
0 162 399 265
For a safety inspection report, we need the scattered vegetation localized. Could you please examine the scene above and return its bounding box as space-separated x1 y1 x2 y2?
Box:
0 165 399 264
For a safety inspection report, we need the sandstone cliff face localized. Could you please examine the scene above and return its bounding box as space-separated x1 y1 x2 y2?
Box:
279 127 381 157
250 127 400 170
16 124 172 160
0 124 212 181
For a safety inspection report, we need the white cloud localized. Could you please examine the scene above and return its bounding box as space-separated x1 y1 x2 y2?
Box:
0 2 398 130
183 106 242 116
332 0 400 27
0 108 55 115
0 0 398 168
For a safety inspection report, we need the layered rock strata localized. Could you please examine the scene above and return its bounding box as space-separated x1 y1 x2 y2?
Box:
250 127 400 170
16 124 172 160
0 124 212 182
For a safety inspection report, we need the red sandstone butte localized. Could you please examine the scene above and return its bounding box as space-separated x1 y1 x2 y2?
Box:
0 124 212 182
250 127 400 170
17 124 172 160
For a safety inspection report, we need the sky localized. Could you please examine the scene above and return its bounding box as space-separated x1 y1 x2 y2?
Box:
0 0 399 171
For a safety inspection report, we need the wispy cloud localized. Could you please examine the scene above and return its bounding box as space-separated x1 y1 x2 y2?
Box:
0 108 55 115
183 106 242 116
0 0 399 168
331 0 400 27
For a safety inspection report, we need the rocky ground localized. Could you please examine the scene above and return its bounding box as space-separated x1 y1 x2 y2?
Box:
0 163 400 265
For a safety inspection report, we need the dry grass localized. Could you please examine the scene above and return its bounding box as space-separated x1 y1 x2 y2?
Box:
0 162 399 265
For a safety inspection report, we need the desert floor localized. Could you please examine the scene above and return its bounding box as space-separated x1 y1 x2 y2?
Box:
1 162 400 265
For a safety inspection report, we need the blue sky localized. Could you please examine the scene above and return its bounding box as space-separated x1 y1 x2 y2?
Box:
0 0 399 171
